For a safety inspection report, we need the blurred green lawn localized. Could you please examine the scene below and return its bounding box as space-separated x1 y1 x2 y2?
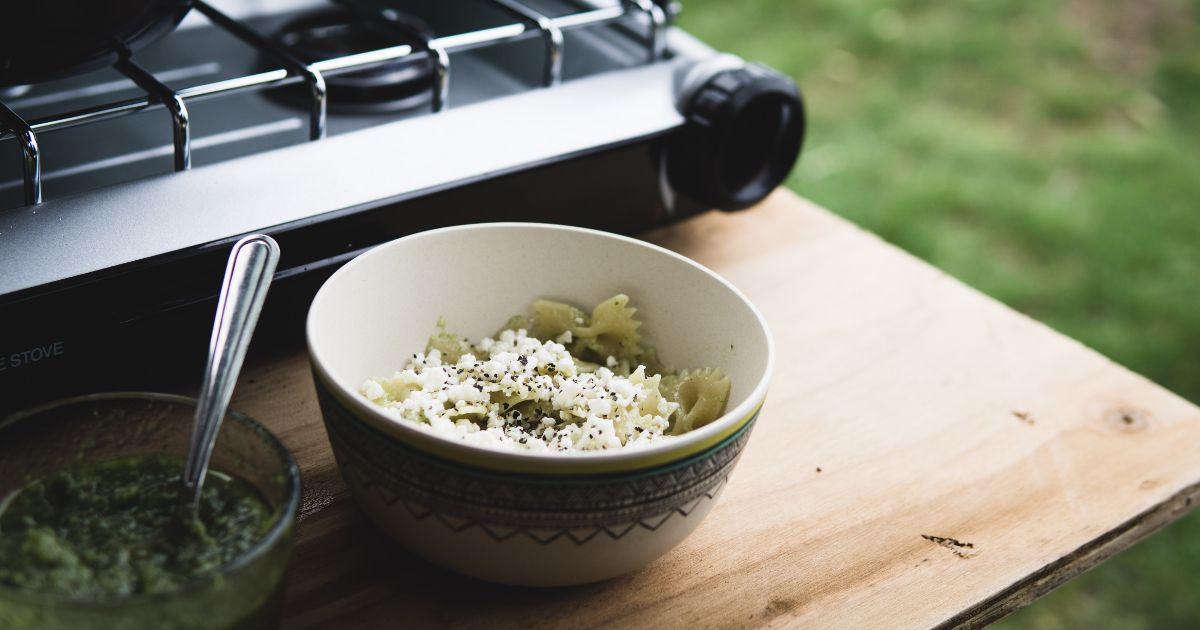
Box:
677 0 1200 627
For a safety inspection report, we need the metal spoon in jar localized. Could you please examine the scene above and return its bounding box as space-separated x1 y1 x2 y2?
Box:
180 234 280 509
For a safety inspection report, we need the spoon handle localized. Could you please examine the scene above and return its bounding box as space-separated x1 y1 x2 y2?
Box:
182 234 280 506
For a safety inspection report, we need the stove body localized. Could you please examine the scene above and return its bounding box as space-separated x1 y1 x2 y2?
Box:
0 0 802 411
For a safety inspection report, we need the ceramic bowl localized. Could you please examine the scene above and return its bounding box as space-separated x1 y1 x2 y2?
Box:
307 223 772 586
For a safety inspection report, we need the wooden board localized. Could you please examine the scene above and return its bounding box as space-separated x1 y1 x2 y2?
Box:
228 190 1200 629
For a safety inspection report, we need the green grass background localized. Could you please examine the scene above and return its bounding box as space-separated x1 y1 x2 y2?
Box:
676 0 1200 627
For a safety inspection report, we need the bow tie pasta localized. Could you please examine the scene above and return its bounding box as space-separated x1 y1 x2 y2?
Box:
362 295 731 453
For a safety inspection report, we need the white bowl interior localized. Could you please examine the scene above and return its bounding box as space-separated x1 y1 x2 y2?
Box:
308 223 771 459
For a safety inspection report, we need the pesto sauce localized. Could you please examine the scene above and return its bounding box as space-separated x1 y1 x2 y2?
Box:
0 455 271 600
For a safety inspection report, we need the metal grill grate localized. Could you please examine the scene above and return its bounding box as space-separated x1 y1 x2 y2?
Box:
0 0 669 207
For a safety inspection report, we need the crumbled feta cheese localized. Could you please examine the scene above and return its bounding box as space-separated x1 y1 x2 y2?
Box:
362 329 677 453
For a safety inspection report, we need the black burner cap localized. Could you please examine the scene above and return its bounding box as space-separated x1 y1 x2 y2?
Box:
268 9 436 115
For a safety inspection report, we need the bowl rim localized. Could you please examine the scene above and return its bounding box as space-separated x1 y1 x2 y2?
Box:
0 391 301 608
306 222 775 475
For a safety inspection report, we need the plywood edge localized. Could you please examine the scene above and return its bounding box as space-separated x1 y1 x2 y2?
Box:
937 480 1200 629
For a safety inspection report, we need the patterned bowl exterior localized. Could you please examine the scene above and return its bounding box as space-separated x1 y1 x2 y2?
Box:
315 375 759 586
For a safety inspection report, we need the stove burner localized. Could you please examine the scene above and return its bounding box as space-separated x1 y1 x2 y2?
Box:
269 10 435 115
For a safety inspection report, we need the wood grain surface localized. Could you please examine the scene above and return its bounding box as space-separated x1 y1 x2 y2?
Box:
228 190 1200 629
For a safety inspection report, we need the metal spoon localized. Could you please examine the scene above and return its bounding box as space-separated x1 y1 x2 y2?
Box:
181 234 280 508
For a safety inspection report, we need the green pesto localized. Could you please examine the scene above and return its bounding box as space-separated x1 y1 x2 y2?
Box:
0 455 271 600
